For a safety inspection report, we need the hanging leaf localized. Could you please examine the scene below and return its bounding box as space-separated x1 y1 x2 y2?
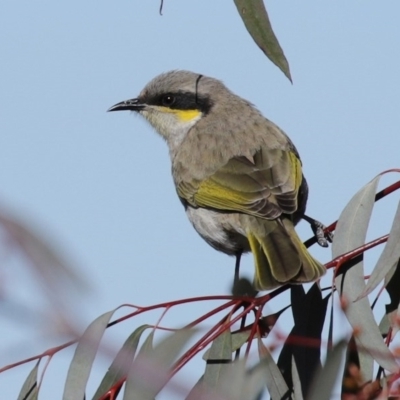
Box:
63 309 117 400
92 325 151 400
233 0 292 82
17 361 40 400
333 176 398 376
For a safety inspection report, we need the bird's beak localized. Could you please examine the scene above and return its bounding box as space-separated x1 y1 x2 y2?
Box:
107 98 146 112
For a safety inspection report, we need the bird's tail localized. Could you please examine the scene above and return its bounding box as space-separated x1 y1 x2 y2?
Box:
246 217 325 290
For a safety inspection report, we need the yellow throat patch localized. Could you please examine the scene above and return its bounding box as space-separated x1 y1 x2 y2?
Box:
159 106 201 122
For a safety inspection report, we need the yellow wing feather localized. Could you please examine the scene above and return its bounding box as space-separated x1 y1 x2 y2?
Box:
177 148 303 220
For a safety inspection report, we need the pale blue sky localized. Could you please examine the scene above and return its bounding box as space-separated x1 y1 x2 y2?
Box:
1 1 399 398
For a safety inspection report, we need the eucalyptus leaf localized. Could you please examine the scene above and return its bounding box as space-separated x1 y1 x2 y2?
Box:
123 328 196 399
233 0 291 82
92 325 151 400
378 314 391 337
291 357 303 400
212 359 247 400
333 176 398 375
63 309 117 400
258 338 290 400
17 361 40 400
203 327 232 389
359 200 400 299
203 329 246 361
307 341 347 400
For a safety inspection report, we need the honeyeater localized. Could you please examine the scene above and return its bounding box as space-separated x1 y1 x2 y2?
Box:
108 70 325 290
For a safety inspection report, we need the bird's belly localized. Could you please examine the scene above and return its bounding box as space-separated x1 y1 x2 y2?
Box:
185 207 250 255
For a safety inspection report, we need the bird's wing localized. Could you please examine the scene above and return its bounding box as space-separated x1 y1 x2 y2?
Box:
177 147 303 219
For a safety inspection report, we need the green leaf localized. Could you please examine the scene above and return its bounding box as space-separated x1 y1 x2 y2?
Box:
359 200 400 299
203 326 232 389
190 355 289 400
291 357 304 400
332 176 380 261
333 176 398 375
187 327 233 399
203 329 250 361
92 325 151 400
233 0 292 82
307 341 347 400
185 375 205 400
123 328 196 399
379 314 391 337
213 359 247 400
258 338 290 399
63 309 117 400
17 361 40 400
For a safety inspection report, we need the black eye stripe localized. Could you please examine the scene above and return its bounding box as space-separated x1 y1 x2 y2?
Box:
146 91 213 114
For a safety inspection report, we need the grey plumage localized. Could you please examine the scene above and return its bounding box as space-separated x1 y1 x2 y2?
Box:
108 70 325 289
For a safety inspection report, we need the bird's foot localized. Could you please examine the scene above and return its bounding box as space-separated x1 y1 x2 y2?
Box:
303 214 334 247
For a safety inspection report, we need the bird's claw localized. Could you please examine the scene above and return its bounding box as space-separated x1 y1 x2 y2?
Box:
303 215 333 248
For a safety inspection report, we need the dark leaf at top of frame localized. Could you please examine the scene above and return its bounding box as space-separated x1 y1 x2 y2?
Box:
277 284 330 398
233 0 292 82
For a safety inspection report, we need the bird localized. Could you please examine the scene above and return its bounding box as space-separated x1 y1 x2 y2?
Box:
108 70 326 290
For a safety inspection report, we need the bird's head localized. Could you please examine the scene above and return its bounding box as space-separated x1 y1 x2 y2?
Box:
108 70 226 151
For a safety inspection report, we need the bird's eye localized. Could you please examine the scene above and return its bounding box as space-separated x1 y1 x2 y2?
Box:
162 94 175 106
